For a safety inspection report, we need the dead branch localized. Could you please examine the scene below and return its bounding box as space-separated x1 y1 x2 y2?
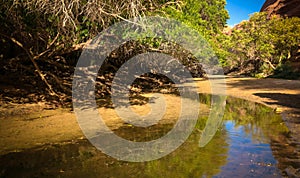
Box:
0 33 58 96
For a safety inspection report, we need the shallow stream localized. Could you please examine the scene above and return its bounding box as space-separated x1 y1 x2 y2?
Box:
0 95 293 177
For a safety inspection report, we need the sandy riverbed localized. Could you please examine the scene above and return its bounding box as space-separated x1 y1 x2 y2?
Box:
1 76 300 155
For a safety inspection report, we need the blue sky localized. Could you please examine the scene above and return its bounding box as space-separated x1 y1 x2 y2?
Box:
226 0 266 26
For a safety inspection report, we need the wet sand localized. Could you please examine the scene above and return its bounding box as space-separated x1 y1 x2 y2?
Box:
1 76 300 156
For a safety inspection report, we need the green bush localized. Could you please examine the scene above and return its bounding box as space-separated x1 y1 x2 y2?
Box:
221 12 300 77
270 63 300 80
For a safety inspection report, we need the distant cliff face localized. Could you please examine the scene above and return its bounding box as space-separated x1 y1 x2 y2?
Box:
260 0 300 18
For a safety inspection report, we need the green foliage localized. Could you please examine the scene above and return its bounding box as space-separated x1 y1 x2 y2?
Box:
1 0 230 69
150 0 229 64
157 0 229 36
222 12 300 77
270 63 300 79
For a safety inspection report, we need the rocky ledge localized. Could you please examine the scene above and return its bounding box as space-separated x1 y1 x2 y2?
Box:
260 0 300 18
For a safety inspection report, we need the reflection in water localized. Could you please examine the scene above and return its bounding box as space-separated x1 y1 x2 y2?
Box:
0 95 291 177
217 121 281 177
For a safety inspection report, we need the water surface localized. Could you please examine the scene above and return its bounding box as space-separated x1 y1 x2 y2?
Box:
0 95 291 177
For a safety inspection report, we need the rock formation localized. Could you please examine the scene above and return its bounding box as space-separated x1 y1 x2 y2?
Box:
260 0 300 18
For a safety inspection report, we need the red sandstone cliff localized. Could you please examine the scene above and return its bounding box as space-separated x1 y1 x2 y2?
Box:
260 0 300 18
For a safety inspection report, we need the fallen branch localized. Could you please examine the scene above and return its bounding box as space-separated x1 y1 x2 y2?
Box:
0 33 58 96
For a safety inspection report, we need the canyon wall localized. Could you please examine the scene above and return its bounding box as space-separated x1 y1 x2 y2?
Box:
260 0 300 18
